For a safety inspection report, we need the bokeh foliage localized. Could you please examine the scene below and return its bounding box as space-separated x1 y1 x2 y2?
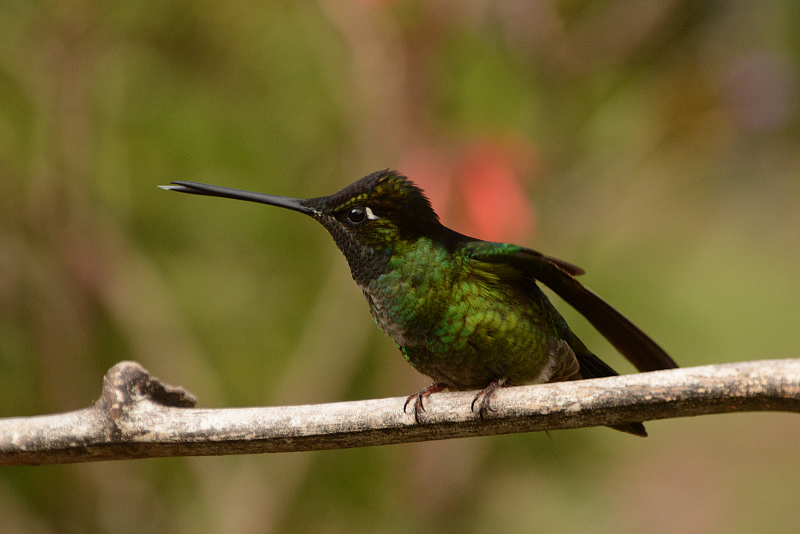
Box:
1 1 799 533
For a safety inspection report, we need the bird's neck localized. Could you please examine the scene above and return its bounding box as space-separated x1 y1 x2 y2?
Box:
358 236 456 347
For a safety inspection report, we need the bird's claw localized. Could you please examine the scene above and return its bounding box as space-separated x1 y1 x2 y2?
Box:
404 382 446 423
403 393 426 423
470 393 497 419
470 378 506 420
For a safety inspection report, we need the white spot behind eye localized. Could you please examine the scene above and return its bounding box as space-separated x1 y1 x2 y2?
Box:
365 207 380 221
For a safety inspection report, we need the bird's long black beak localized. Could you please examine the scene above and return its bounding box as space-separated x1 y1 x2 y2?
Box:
159 181 318 215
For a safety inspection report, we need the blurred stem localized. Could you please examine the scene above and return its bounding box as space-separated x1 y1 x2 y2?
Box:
196 258 375 534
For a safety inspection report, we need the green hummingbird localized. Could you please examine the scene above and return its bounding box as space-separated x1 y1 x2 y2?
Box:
161 170 677 436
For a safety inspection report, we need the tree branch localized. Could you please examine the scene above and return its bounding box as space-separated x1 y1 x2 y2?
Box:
2 359 798 466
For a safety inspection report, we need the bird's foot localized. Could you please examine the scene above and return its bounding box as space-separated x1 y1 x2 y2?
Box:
471 378 507 419
404 382 446 423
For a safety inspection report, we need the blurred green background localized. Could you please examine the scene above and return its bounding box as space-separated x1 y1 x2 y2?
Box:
2 0 800 532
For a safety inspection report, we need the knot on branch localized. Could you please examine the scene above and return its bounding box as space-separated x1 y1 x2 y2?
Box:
100 361 196 420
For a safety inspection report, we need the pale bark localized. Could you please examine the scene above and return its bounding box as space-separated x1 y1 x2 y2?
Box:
2 359 798 466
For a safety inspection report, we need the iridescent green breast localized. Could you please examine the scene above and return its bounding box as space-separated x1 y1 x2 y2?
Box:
361 237 453 348
361 237 569 389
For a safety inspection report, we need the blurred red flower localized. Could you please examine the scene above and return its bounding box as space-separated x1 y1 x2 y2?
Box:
400 138 538 244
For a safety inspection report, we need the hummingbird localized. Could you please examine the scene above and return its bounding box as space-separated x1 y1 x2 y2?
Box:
161 170 677 436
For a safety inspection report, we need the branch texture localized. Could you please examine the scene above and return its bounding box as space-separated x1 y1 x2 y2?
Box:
2 359 798 466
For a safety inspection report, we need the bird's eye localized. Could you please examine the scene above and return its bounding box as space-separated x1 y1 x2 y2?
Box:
346 207 367 225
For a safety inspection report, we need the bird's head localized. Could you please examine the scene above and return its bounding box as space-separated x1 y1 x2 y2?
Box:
161 169 442 284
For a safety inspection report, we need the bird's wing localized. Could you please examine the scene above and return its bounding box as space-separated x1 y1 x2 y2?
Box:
462 241 677 372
